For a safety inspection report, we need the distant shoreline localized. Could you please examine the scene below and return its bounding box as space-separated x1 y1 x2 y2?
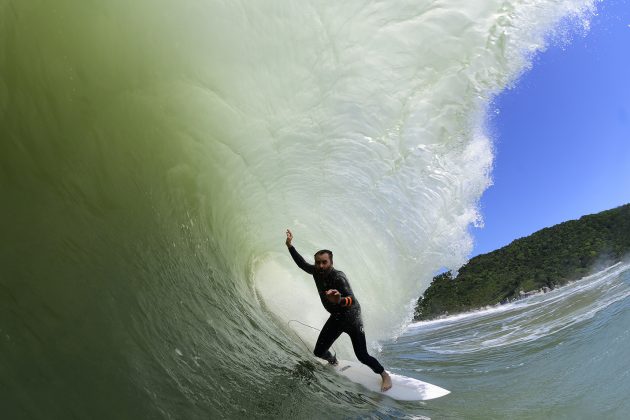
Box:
415 203 630 321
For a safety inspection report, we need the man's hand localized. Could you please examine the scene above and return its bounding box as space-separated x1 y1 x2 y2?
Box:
285 229 293 247
325 289 341 304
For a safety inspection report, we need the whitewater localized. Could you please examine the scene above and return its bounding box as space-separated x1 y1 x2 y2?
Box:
2 0 628 419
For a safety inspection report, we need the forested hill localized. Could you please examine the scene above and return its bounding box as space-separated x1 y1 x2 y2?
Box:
415 203 630 321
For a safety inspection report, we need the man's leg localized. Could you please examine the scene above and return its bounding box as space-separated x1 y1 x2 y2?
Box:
346 316 392 391
346 319 384 374
314 315 342 365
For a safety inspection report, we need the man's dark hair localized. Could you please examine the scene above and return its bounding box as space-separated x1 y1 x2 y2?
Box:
314 249 333 261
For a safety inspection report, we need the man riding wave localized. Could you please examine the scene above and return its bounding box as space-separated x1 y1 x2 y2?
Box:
285 229 392 392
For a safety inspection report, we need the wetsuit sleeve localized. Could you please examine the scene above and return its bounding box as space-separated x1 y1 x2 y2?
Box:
335 272 356 308
288 246 315 275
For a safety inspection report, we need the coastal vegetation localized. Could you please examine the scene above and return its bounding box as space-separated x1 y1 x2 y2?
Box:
415 204 630 320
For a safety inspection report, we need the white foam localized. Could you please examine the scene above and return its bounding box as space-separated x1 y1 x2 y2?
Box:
205 0 601 341
405 263 630 353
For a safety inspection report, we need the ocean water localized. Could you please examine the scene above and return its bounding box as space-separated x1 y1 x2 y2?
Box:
390 263 630 419
2 0 625 419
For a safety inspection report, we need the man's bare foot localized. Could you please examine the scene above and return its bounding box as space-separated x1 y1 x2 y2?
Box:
380 371 392 392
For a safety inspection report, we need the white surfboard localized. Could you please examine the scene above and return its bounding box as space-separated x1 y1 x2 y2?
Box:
322 359 450 401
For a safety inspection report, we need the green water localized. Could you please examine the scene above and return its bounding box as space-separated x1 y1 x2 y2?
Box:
1 0 605 418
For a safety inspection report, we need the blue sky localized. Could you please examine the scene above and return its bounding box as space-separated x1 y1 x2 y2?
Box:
472 0 630 256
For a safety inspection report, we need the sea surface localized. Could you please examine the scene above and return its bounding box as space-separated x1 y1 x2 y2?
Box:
3 0 626 419
388 263 630 419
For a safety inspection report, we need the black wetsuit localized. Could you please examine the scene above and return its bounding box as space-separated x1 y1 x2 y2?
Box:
288 246 384 374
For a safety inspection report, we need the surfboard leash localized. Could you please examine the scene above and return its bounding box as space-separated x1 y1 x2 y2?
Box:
287 319 337 359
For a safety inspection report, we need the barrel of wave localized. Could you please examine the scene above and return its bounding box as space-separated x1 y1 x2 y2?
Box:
253 249 413 362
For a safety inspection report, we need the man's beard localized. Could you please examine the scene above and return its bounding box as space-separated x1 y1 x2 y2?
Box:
316 267 332 275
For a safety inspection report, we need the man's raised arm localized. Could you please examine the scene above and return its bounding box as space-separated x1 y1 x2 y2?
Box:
285 229 315 275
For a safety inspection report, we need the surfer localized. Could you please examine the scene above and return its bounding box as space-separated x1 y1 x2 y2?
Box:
285 229 393 392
